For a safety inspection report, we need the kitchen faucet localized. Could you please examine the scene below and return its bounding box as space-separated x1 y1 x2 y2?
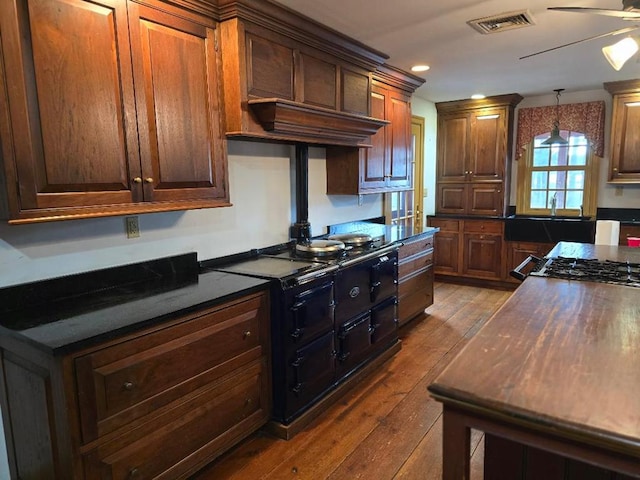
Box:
550 192 557 216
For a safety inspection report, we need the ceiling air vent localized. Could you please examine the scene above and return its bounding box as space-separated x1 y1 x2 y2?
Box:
467 10 535 35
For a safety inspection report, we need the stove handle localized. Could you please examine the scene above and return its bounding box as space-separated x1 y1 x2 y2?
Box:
290 301 306 340
370 262 382 302
510 255 542 282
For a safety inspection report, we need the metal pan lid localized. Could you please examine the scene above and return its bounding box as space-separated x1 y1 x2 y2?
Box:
295 239 346 256
327 233 373 247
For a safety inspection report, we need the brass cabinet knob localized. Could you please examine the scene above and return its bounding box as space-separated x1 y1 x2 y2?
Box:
129 468 139 478
132 177 142 184
613 167 618 172
144 177 154 183
123 381 134 391
243 330 251 338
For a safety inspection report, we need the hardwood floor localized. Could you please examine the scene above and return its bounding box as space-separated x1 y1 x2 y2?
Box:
192 282 513 480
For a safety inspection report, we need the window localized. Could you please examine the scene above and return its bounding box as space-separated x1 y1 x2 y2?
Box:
516 130 598 217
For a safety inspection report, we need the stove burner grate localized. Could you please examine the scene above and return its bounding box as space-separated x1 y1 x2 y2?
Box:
539 257 640 287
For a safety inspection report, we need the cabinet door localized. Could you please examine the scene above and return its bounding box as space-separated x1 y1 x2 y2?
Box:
462 233 503 279
436 183 467 214
386 90 413 190
0 0 139 214
359 86 389 190
433 230 460 275
469 107 506 181
467 182 503 216
609 94 640 182
437 113 469 182
129 4 228 203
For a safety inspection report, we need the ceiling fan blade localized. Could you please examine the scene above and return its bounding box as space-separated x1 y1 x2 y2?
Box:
548 7 640 19
520 25 640 60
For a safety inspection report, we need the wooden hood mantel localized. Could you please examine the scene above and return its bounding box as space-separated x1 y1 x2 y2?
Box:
216 0 401 147
243 98 389 146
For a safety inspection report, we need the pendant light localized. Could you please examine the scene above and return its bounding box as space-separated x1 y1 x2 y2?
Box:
541 89 568 146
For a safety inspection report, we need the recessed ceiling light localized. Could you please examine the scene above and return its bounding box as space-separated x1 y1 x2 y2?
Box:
471 94 486 99
411 64 430 72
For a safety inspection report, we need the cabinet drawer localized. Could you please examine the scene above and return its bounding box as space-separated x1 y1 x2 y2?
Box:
398 252 433 278
83 361 268 480
463 220 503 234
75 292 269 442
398 269 434 324
429 219 459 232
399 235 434 260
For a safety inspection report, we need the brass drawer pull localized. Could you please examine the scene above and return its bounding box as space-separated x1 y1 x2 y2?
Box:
129 467 139 479
243 330 252 339
132 177 142 184
123 381 135 391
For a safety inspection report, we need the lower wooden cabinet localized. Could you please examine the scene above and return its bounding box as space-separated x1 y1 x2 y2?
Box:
397 232 435 326
619 224 640 246
0 290 270 479
505 241 554 284
428 217 503 281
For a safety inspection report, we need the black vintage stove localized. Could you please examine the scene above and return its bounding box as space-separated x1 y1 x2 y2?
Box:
204 235 400 428
528 257 640 288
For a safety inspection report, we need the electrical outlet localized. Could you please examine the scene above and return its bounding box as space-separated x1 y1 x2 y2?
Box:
125 216 140 238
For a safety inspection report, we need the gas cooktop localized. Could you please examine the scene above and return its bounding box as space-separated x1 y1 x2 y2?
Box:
531 257 640 288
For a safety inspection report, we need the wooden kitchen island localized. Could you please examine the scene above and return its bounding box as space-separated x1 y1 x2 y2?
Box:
428 242 640 479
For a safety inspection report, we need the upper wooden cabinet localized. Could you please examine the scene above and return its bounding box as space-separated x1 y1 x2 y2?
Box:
325 65 425 194
604 79 640 184
0 0 228 224
435 94 522 216
217 1 389 146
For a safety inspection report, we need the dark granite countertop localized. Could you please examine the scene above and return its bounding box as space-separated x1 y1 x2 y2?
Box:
0 253 270 356
327 221 438 244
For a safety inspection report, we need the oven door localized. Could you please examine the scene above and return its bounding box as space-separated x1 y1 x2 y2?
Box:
284 330 336 423
336 312 372 378
288 280 334 344
370 296 398 350
335 251 398 323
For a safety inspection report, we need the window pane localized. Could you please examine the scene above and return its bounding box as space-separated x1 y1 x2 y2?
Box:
567 170 585 189
530 190 547 208
549 146 561 166
549 171 566 189
566 191 583 209
568 146 587 166
533 148 549 167
531 171 548 189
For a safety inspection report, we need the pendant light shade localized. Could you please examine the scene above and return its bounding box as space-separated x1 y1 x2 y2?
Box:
541 89 568 146
602 37 639 71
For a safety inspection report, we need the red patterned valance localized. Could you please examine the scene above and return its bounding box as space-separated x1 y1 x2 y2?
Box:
516 101 605 158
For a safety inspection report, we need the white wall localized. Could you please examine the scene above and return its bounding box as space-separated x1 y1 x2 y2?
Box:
511 88 640 209
0 141 383 288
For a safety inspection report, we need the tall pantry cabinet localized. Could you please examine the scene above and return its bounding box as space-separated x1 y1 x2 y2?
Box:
0 0 228 224
434 94 522 216
429 94 522 284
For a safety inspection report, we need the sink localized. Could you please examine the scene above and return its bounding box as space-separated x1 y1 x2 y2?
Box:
504 215 595 243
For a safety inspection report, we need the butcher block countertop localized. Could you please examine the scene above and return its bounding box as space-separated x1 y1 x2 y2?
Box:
428 242 640 471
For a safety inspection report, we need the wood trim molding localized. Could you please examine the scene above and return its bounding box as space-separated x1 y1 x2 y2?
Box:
217 0 388 70
247 98 389 146
436 93 524 113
